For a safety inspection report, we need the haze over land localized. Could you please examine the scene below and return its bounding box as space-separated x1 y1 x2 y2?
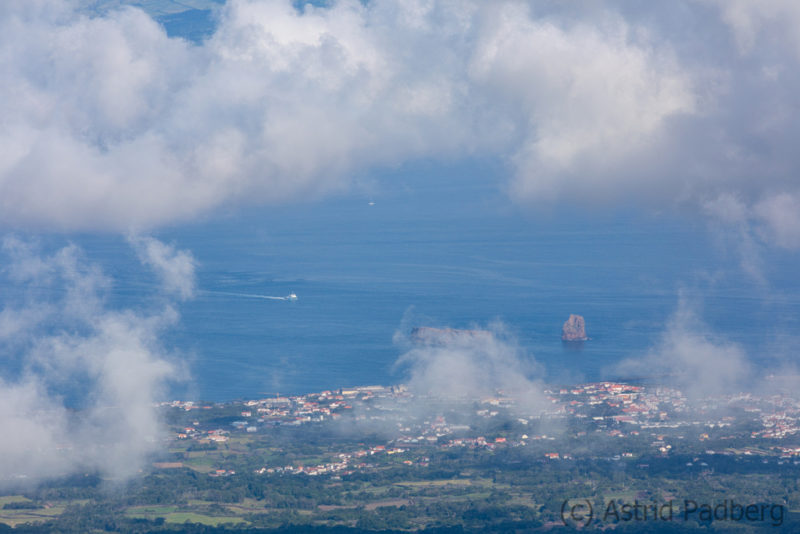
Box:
0 0 800 485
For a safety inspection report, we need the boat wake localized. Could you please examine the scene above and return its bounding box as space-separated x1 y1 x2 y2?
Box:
202 290 296 301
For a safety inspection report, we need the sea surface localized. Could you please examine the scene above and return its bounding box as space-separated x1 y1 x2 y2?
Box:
3 159 787 401
6 8 800 401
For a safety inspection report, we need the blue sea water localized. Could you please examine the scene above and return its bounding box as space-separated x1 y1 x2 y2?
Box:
2 3 797 405
9 159 792 402
1 4 794 403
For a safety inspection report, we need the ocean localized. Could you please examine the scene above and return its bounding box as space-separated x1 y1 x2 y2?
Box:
10 160 785 401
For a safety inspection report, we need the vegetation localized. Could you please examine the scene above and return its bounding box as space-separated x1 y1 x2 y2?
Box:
2 398 800 532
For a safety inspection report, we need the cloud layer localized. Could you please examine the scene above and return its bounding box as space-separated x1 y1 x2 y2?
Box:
0 0 798 246
0 237 193 484
615 297 752 399
395 323 547 414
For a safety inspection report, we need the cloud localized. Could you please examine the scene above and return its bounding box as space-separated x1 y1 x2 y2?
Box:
470 3 694 201
0 379 70 482
0 0 799 252
130 235 197 299
0 237 190 484
394 323 547 414
754 192 800 249
702 190 800 282
703 194 766 284
616 297 751 399
703 0 800 56
0 0 476 231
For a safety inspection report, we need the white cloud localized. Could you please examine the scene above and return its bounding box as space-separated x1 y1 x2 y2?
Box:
701 190 800 282
0 379 71 481
703 0 800 56
617 297 751 399
0 0 799 251
130 235 197 299
469 3 694 201
703 194 766 284
394 323 547 414
754 192 800 249
0 237 188 484
0 0 477 231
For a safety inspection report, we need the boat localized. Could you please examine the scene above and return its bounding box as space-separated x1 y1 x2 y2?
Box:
286 293 298 301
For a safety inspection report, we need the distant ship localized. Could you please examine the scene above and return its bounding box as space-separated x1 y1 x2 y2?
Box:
286 293 298 301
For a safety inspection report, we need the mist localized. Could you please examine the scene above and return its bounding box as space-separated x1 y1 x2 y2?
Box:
0 237 192 485
394 323 548 415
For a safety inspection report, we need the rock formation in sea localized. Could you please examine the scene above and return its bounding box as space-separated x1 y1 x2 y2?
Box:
561 314 588 341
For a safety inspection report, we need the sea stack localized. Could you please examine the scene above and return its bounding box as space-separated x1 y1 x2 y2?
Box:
561 314 588 341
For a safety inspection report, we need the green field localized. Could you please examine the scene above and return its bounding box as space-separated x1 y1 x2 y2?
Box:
0 498 66 528
127 506 250 527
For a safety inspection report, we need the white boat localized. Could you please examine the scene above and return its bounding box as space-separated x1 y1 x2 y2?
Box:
286 293 298 301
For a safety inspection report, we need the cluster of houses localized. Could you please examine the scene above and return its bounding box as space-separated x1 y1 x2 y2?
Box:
254 445 417 477
165 381 800 474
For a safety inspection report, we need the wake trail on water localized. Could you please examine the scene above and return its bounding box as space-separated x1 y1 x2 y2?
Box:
202 290 289 300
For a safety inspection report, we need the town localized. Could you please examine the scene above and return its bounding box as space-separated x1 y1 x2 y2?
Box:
162 381 800 477
3 381 800 531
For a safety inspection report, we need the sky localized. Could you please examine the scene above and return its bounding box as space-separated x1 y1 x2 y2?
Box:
1 0 800 482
